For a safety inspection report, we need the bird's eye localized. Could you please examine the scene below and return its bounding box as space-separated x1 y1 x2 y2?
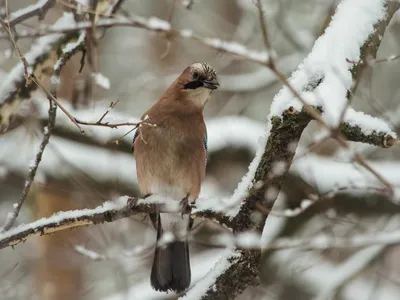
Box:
192 71 199 80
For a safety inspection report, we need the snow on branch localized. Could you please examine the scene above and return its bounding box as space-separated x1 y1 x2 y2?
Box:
340 108 398 147
269 0 397 123
181 249 258 300
0 0 124 133
0 12 78 133
0 196 234 251
187 1 400 298
6 0 56 27
2 14 270 65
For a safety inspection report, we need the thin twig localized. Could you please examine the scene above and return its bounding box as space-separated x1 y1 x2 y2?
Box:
98 100 119 123
256 0 275 68
1 100 57 232
0 15 85 133
31 73 85 133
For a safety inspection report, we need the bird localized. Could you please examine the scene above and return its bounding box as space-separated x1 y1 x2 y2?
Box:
132 62 219 293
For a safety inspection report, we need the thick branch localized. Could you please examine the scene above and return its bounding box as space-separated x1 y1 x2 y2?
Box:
193 1 400 299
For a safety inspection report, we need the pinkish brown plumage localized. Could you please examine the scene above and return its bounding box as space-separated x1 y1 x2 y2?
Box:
132 62 218 293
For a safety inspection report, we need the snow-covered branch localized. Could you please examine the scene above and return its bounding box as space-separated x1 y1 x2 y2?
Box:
187 0 400 298
6 0 56 27
0 196 236 250
0 14 270 65
0 0 124 133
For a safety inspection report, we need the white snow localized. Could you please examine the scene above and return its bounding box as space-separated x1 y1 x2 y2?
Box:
223 122 270 217
8 0 51 23
203 38 269 63
270 248 400 300
60 30 86 56
147 17 171 31
74 0 89 6
0 13 75 105
75 245 107 260
292 154 400 197
92 73 111 90
235 232 262 248
180 29 193 38
0 127 139 187
103 249 225 300
180 248 241 299
0 196 129 243
270 0 387 128
344 108 396 137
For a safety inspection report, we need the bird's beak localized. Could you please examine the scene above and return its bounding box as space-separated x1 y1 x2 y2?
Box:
202 78 219 90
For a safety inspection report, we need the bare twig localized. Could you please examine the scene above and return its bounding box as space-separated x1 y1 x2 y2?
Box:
31 73 85 133
71 99 146 129
256 0 275 68
98 100 119 123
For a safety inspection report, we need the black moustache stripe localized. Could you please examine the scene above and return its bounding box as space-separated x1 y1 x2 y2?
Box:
183 80 204 90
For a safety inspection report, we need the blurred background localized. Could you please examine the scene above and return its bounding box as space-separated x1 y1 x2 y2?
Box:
1 0 400 299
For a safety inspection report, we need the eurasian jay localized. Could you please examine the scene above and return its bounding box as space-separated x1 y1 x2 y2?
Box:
132 62 219 293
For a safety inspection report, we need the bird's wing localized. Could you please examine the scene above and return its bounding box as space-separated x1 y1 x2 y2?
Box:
204 130 208 166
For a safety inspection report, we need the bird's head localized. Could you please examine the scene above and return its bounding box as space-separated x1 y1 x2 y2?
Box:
178 62 219 107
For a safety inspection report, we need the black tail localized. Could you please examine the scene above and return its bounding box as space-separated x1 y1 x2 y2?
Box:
150 213 191 293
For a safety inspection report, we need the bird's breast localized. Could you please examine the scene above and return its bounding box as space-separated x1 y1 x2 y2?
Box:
134 117 206 200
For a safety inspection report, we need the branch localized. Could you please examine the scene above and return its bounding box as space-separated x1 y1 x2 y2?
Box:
6 0 56 27
314 246 386 300
0 13 78 133
0 15 270 64
188 1 400 298
0 0 124 133
270 248 400 300
1 100 56 232
0 196 234 250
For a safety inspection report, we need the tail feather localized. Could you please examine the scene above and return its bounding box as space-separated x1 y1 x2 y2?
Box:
150 213 191 293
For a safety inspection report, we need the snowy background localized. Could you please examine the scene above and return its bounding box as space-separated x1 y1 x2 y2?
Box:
1 0 400 299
